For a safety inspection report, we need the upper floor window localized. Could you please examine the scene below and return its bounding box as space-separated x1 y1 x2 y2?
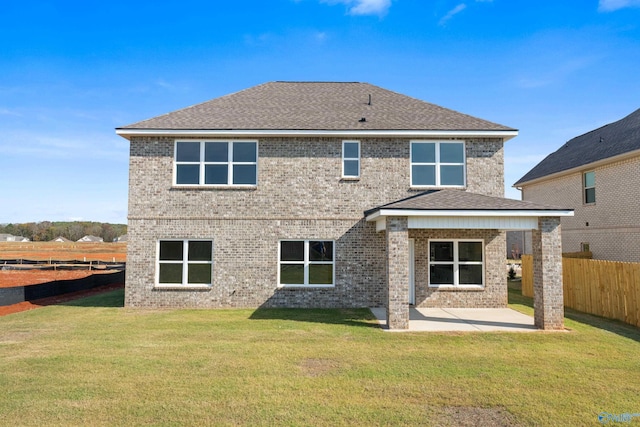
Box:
411 141 465 187
342 140 360 179
175 140 257 186
583 171 595 204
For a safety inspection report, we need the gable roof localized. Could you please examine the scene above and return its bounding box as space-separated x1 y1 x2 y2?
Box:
117 82 516 137
364 190 572 218
515 108 640 186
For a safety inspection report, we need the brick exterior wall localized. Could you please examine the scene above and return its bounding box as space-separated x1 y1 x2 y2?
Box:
126 136 505 308
521 155 640 262
386 216 410 329
410 229 507 308
532 217 564 330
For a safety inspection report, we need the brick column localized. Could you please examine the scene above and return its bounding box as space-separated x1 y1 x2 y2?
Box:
532 217 564 330
386 216 410 330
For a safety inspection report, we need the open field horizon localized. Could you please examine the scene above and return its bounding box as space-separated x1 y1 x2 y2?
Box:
0 242 127 262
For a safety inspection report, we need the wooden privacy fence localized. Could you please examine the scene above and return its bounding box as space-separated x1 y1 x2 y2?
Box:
521 255 640 327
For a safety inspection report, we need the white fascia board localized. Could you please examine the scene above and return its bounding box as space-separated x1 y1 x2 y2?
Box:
514 148 640 188
116 128 519 140
366 209 574 221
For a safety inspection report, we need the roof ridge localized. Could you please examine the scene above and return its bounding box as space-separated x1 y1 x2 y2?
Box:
273 81 362 84
514 107 640 186
117 81 517 133
562 110 634 144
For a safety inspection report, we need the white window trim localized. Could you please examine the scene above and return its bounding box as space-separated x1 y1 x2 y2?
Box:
342 140 360 179
174 140 258 187
410 140 466 188
583 170 595 205
278 240 335 288
155 239 213 289
428 239 484 289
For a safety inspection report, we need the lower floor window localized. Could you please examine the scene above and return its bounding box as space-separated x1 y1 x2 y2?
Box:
158 240 213 286
279 240 334 286
429 240 483 287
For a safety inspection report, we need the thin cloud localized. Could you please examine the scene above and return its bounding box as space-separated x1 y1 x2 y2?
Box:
2 130 128 162
0 108 21 117
439 3 466 26
515 56 600 89
243 32 274 46
598 0 640 11
314 31 328 43
321 0 392 16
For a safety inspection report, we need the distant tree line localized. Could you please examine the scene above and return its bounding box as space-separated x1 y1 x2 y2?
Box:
0 221 127 243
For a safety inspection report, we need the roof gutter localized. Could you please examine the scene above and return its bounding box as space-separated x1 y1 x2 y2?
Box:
365 208 574 222
115 128 519 141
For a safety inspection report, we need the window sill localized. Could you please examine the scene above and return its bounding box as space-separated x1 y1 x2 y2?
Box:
428 285 484 291
410 185 466 190
154 284 212 291
277 284 335 289
340 177 360 182
171 185 257 191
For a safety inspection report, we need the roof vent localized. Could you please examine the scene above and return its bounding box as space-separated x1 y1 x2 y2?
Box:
359 117 366 122
368 94 371 105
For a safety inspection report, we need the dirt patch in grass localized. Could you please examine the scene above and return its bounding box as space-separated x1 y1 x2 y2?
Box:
434 406 524 426
299 358 341 377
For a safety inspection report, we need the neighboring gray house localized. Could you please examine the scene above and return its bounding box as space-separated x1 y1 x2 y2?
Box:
51 236 72 243
0 234 30 242
116 81 572 330
515 108 640 262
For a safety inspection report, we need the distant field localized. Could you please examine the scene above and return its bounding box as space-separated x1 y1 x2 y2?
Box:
0 242 126 288
0 242 127 262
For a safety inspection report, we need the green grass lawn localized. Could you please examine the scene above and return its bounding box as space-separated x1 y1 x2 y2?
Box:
1 288 639 426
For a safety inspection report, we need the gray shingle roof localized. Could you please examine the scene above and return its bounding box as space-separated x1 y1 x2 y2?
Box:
515 108 640 186
118 82 515 132
364 190 571 216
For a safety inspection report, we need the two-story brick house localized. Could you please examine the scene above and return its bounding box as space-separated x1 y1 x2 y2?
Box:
515 108 640 262
116 81 571 330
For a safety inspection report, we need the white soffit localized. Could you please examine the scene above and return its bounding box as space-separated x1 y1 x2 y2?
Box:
408 216 538 230
372 214 570 231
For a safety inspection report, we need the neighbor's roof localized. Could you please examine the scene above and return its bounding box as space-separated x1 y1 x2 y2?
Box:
364 190 572 218
515 108 640 186
77 235 104 242
117 82 516 134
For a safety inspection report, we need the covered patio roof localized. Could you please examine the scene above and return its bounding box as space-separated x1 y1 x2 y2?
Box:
368 190 572 331
365 190 573 231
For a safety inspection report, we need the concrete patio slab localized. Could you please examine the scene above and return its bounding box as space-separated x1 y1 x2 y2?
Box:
370 307 541 332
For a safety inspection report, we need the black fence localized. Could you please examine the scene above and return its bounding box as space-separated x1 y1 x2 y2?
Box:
0 270 125 306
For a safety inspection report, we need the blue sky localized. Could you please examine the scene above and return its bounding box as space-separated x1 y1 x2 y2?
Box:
1 0 639 224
